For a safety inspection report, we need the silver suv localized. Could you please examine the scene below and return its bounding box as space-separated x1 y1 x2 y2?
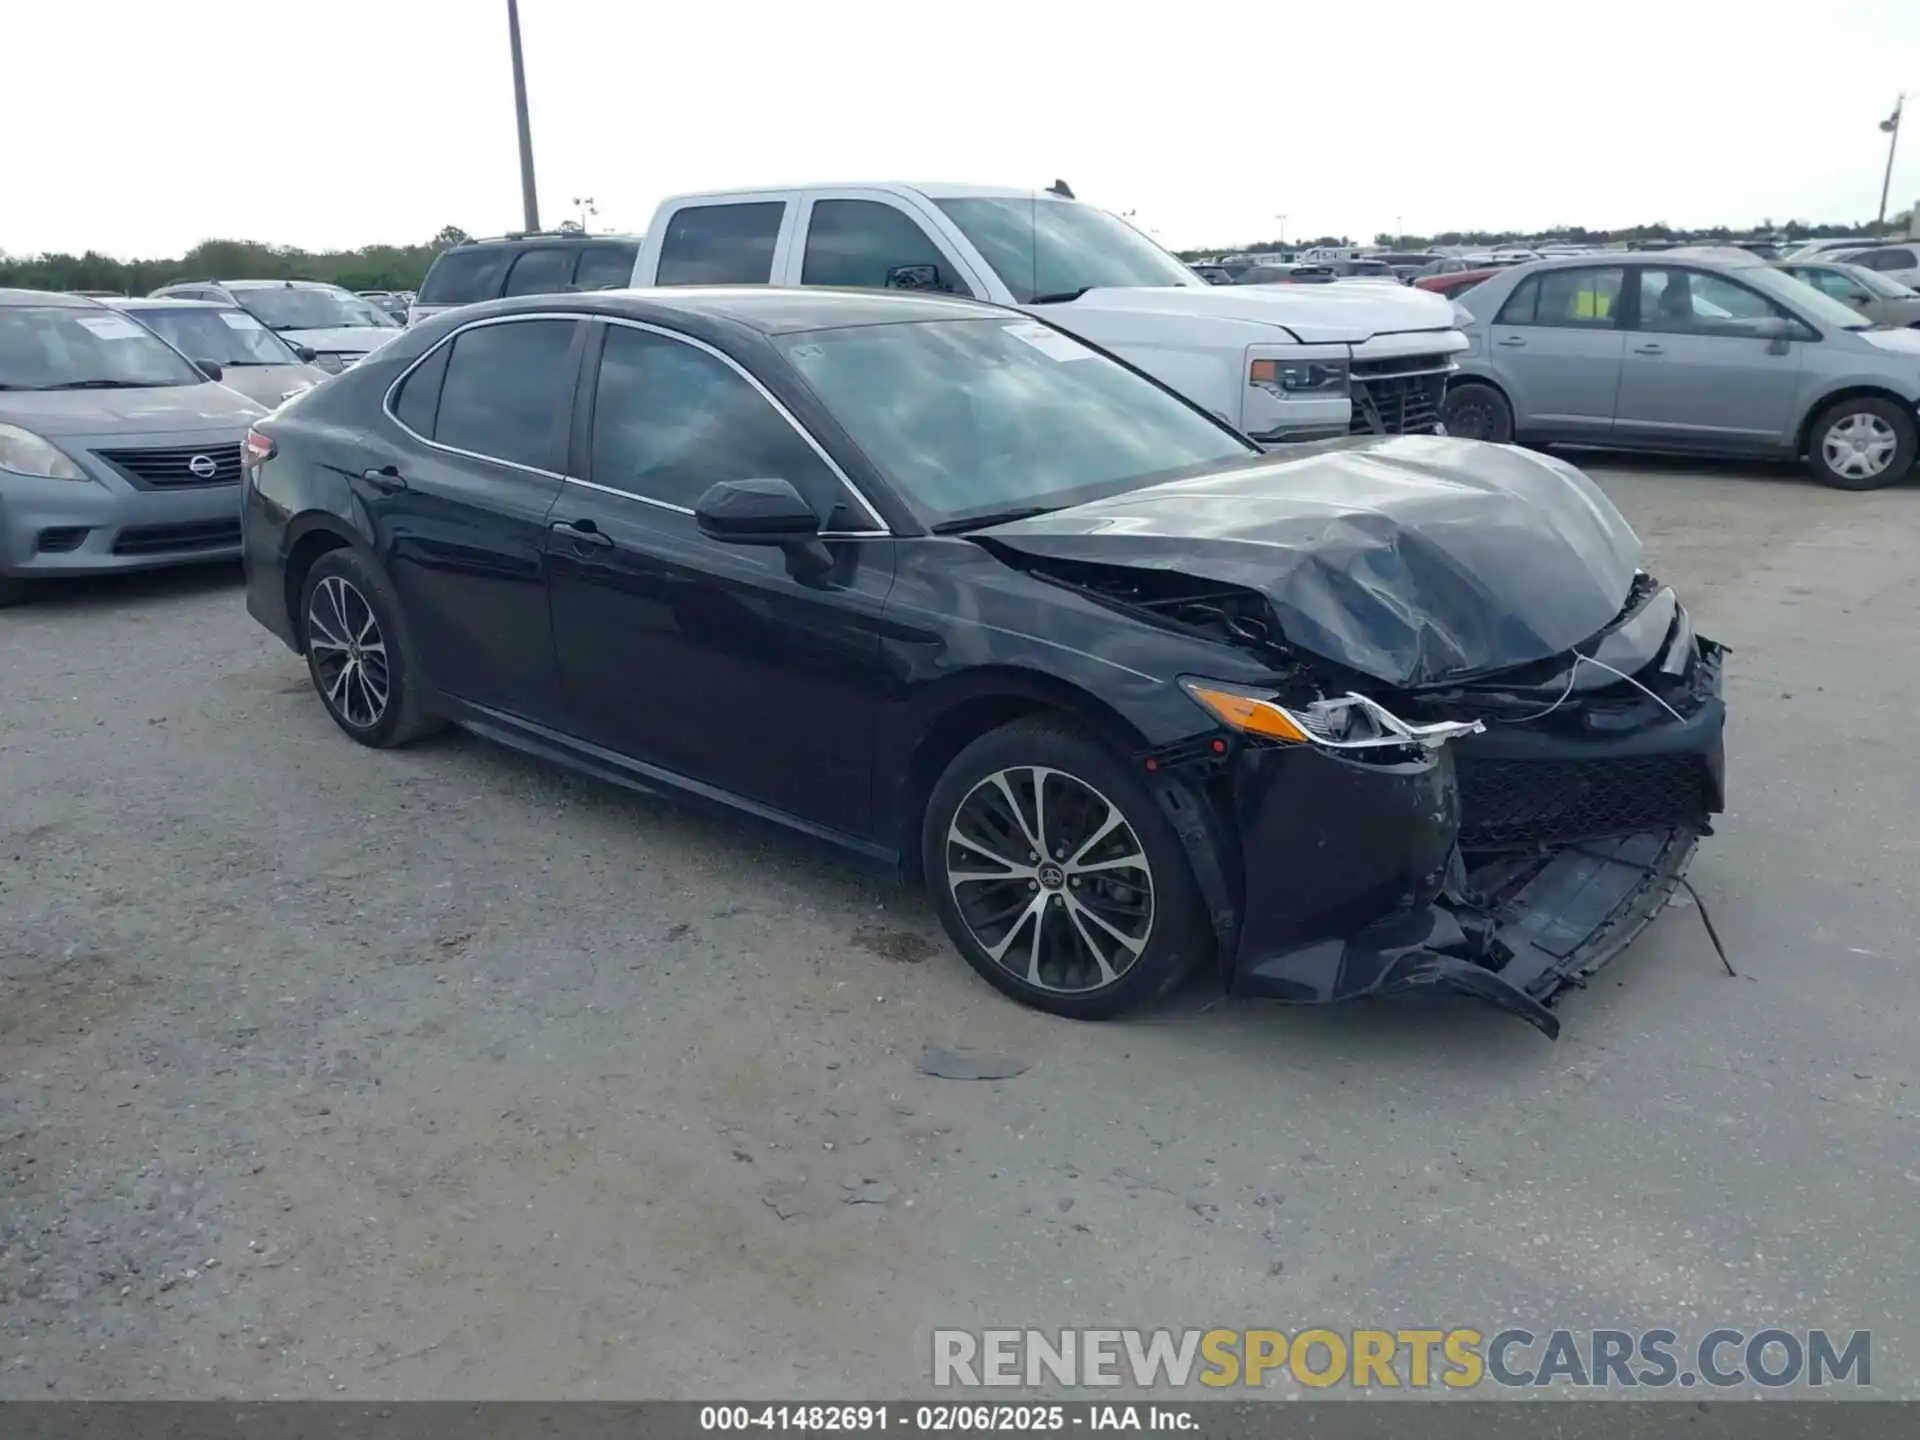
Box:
1441 247 1920 489
147 279 401 373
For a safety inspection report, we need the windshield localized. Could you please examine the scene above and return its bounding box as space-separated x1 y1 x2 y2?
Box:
1841 264 1916 299
935 197 1201 302
234 286 398 332
0 305 205 390
125 306 301 366
1761 269 1887 330
779 317 1253 528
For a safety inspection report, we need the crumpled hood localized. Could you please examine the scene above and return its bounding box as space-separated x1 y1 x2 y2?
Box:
1042 281 1460 345
280 325 400 354
980 435 1644 688
0 383 266 438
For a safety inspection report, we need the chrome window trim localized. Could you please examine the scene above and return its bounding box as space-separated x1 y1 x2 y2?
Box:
381 310 893 536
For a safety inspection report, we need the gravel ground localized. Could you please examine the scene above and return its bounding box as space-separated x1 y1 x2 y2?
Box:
1 457 1915 1399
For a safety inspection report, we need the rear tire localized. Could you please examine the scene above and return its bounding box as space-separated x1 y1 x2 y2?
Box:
1441 381 1515 443
299 548 443 748
1805 397 1916 491
921 717 1212 1020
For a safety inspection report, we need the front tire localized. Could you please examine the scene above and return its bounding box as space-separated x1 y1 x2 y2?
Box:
921 717 1212 1020
299 549 442 748
1441 381 1515 443
1805 397 1916 491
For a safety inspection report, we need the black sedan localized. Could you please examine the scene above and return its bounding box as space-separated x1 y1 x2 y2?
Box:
239 288 1727 1037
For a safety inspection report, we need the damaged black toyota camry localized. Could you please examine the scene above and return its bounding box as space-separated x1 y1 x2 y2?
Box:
240 287 1725 1038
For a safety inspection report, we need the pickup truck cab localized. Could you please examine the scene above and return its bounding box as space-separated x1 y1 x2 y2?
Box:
627 183 1468 444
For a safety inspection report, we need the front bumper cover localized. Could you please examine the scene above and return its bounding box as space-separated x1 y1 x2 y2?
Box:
1160 637 1726 1039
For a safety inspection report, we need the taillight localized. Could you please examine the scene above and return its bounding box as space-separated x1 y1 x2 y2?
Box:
242 427 276 468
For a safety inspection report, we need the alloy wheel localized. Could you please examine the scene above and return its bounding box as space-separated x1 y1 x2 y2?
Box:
944 766 1155 994
306 575 390 729
1822 412 1898 481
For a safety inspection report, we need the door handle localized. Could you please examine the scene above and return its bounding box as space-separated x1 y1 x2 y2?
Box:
358 464 408 492
551 518 613 549
1633 344 1665 355
1495 336 1527 347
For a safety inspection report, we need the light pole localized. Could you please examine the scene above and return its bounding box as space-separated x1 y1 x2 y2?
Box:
507 0 540 232
1273 213 1287 246
572 196 598 230
1878 94 1904 232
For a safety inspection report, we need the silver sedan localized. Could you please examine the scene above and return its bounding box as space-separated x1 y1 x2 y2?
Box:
1440 249 1920 490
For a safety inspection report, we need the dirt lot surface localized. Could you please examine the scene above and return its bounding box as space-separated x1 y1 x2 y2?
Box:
2 458 1916 1398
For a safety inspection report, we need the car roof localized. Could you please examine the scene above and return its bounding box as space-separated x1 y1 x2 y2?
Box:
216 278 347 291
105 296 230 310
0 287 102 309
444 231 644 250
440 285 1007 336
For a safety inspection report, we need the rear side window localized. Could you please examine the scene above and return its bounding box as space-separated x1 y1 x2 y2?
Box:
430 319 578 470
655 203 784 285
574 243 639 291
503 248 575 297
390 342 451 436
417 246 511 306
1495 267 1623 328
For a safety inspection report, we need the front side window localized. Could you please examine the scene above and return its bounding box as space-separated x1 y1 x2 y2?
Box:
574 244 639 292
430 319 577 470
417 247 510 305
127 306 299 366
1638 269 1791 336
0 305 206 390
1791 269 1872 307
1850 247 1917 273
1495 267 1624 328
655 202 785 286
801 199 966 293
934 197 1200 302
503 249 576 296
778 317 1253 529
588 325 852 521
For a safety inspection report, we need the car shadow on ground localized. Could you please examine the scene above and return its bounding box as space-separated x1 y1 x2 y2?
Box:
5 561 245 617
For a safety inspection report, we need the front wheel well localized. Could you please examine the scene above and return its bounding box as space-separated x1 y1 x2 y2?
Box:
282 526 354 643
896 686 1149 881
1796 386 1916 457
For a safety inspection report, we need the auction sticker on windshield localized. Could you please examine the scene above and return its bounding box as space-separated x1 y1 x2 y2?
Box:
1004 322 1094 362
218 312 267 330
75 315 145 340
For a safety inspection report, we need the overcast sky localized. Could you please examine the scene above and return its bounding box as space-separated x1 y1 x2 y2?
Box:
5 0 1919 258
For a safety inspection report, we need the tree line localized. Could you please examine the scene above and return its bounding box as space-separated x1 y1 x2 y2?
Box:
1175 216 1907 259
0 227 475 296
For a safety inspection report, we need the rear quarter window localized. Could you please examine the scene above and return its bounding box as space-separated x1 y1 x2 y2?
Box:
417 247 512 306
655 202 785 285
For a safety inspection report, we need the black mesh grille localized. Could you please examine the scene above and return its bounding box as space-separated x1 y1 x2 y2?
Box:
94 443 244 489
1350 372 1446 435
112 519 241 556
1456 753 1712 849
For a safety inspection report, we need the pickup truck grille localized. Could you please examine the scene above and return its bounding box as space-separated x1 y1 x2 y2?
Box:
1349 358 1450 436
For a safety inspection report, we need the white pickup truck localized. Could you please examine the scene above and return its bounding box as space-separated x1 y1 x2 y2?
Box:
624 183 1468 444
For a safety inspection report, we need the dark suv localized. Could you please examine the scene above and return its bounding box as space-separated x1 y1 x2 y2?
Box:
408 232 643 325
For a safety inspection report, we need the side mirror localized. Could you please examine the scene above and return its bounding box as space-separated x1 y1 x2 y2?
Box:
194 359 224 381
885 263 948 293
292 343 318 362
1754 315 1794 355
694 478 834 582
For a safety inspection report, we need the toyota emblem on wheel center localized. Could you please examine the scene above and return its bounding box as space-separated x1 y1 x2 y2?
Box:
187 454 218 480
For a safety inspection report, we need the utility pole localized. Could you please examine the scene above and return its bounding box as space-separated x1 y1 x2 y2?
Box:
1878 94 1903 232
1273 213 1287 246
507 0 540 232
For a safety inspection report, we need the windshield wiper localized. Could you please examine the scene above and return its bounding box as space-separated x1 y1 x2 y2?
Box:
931 505 1058 534
39 378 175 390
1027 288 1092 304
